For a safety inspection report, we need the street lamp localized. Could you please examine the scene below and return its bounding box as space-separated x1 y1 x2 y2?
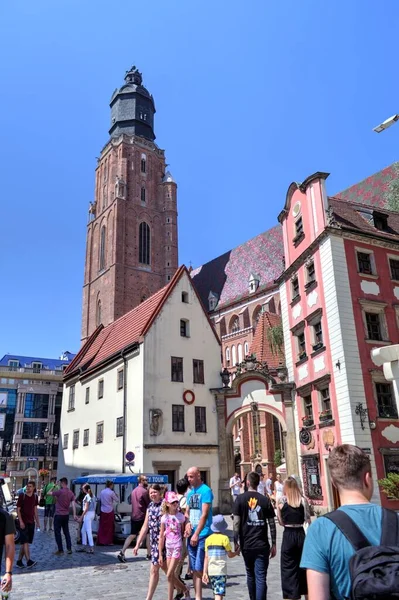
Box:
373 114 399 133
44 428 58 478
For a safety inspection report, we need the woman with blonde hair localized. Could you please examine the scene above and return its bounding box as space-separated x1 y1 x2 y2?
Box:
277 476 310 600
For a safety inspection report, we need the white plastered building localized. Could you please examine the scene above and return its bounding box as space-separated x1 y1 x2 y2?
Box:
58 267 221 506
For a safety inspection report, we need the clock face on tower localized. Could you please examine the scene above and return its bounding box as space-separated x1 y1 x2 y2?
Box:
0 393 7 407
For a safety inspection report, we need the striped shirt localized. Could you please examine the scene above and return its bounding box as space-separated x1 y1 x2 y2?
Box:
205 532 231 575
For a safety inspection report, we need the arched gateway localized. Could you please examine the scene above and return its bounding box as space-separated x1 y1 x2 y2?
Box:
212 361 298 513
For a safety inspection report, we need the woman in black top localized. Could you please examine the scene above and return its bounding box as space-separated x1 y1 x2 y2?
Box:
277 477 310 600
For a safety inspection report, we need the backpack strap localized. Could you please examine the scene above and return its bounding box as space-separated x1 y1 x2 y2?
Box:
324 510 370 551
381 508 399 546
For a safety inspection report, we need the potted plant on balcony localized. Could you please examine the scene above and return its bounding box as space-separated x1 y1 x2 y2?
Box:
319 409 332 422
302 415 314 427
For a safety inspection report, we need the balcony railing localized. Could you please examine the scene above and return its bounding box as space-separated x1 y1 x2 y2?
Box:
0 366 64 376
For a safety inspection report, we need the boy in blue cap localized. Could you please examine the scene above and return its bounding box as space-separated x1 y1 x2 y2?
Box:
202 515 238 599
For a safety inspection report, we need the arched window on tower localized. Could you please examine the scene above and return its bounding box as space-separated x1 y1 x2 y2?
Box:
96 299 102 326
141 154 146 173
99 226 106 271
141 187 146 203
139 222 150 265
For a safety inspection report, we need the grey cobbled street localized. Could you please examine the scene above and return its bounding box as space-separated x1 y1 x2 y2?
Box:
11 514 284 599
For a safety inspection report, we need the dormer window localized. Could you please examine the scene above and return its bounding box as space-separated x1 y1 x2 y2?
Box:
248 274 260 294
208 291 219 311
8 360 19 371
32 362 42 373
373 211 389 232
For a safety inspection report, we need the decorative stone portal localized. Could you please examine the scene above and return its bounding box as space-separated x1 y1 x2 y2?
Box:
213 370 297 514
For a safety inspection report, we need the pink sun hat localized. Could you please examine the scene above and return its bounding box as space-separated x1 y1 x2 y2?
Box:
165 491 179 503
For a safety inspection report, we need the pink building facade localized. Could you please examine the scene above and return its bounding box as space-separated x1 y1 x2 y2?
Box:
278 169 399 510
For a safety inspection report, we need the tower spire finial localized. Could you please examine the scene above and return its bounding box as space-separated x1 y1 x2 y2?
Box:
125 65 142 86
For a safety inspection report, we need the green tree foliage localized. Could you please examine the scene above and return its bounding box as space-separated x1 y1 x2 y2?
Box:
267 323 284 356
378 472 399 500
274 449 282 467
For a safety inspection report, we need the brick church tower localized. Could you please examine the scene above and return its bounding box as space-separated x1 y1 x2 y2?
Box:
81 66 178 341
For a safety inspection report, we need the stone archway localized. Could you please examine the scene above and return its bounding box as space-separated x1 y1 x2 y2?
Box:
213 371 297 513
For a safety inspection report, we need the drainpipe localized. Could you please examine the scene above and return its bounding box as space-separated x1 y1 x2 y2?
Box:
122 352 128 474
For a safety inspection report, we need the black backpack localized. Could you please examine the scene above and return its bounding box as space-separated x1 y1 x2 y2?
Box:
324 508 399 600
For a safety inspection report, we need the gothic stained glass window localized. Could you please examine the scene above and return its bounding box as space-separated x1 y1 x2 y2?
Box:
139 222 150 265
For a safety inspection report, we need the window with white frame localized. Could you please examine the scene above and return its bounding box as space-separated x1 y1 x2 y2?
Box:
291 276 300 301
244 342 249 356
117 369 124 391
63 433 69 449
116 416 124 437
303 395 313 420
96 422 104 444
180 319 190 337
361 301 388 342
357 250 375 275
232 345 237 366
73 430 79 449
295 330 306 361
375 381 398 419
312 320 323 350
389 257 399 281
68 385 75 411
305 260 316 286
225 347 230 365
83 429 89 446
85 387 90 404
319 387 331 412
98 379 104 399
366 313 382 340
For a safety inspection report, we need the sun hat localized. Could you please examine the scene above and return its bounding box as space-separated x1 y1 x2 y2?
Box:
211 514 228 533
165 491 179 503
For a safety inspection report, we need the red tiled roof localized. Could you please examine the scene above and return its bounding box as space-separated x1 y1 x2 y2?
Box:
329 197 399 241
65 266 185 377
249 312 283 369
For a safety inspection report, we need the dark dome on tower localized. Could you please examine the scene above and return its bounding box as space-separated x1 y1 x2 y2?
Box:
109 66 156 141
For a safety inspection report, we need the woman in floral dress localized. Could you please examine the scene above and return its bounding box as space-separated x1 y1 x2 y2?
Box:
133 484 166 600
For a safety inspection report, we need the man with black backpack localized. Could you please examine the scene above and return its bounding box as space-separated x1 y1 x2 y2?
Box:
301 444 399 600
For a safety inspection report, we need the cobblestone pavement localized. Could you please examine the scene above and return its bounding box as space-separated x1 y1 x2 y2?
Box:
11 514 285 599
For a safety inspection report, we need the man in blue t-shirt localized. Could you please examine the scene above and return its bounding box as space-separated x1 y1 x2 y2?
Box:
301 444 399 600
185 467 213 600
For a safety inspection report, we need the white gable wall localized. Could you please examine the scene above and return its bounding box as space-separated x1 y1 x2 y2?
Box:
143 271 221 503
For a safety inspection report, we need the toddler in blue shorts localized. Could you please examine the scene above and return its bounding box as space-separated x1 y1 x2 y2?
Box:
202 515 237 599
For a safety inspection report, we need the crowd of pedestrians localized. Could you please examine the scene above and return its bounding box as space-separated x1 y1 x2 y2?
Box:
1 444 398 599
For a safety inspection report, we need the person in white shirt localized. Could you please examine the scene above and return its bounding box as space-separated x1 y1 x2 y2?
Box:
229 472 241 518
257 473 267 495
229 473 241 500
266 474 273 496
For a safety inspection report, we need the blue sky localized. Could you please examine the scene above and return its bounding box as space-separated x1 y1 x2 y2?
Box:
1 0 399 358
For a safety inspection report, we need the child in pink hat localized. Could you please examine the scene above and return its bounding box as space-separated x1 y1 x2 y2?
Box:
159 491 191 600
